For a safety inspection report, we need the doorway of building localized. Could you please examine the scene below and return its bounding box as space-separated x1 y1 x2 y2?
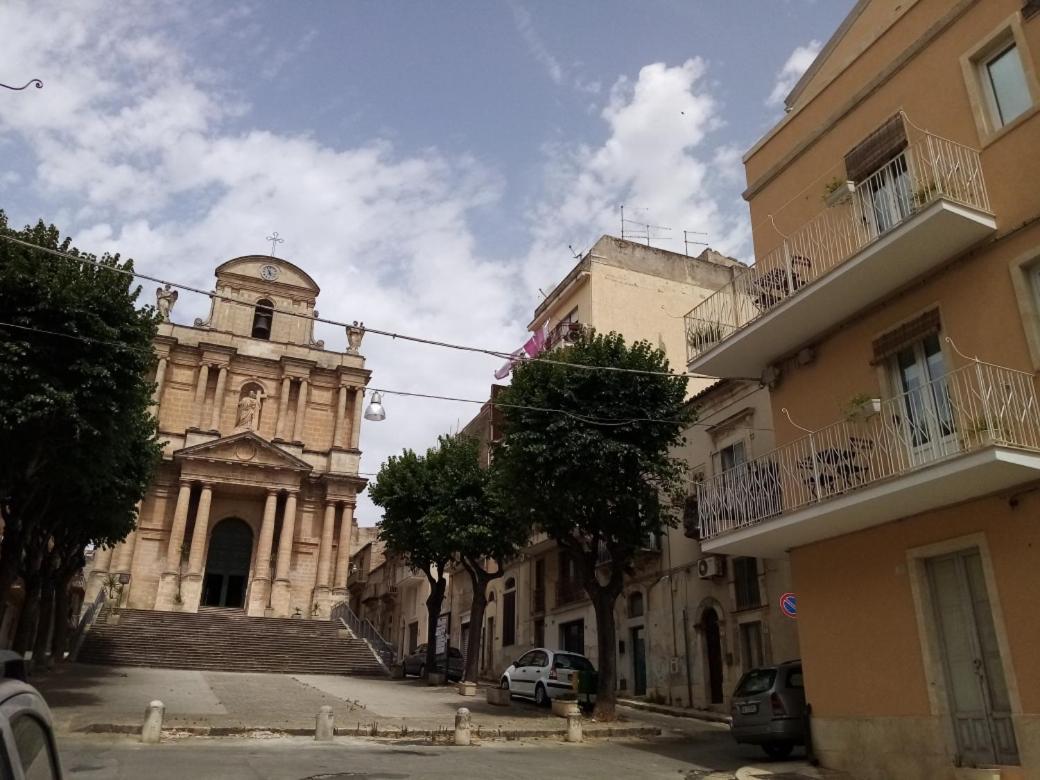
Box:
631 626 647 696
560 619 585 655
702 608 724 704
202 518 253 608
926 549 1019 766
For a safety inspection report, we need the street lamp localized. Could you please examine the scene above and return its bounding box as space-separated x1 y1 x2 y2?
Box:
364 391 386 422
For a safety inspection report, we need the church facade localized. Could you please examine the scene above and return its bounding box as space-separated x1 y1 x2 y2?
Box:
85 255 369 619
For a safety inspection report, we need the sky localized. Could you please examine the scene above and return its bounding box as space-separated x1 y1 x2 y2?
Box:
0 0 852 523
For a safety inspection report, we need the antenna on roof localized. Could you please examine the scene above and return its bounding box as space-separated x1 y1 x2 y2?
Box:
567 244 584 260
683 229 710 256
537 288 549 299
620 205 673 247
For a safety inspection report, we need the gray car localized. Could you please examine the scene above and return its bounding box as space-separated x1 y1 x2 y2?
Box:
0 651 63 778
401 644 464 681
730 660 805 759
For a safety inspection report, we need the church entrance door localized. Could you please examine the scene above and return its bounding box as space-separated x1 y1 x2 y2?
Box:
202 518 253 608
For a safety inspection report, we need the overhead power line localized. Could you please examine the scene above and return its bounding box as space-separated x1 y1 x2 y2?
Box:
0 233 751 382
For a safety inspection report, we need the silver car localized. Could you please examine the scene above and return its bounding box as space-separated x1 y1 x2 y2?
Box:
0 651 63 778
500 648 595 707
730 660 806 759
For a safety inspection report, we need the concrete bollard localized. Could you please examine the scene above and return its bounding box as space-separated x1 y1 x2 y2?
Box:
454 707 471 746
566 712 583 743
315 705 334 742
141 700 164 744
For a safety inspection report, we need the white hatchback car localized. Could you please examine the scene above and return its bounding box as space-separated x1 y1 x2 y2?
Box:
500 648 595 707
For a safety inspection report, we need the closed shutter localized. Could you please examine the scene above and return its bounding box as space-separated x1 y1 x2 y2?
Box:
844 114 908 182
870 309 941 365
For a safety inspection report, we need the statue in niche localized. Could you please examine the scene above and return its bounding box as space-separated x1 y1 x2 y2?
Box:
155 283 178 321
346 321 365 355
235 388 266 431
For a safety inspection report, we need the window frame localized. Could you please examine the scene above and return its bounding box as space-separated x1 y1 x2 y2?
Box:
980 41 1032 129
961 18 1040 143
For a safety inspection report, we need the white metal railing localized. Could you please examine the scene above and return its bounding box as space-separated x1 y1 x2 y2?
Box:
698 360 1040 540
331 600 395 667
685 130 990 362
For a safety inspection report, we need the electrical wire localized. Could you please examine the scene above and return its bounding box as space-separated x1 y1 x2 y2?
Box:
0 319 773 432
0 233 750 382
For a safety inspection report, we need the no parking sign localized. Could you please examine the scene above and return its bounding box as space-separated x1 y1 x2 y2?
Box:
780 592 797 619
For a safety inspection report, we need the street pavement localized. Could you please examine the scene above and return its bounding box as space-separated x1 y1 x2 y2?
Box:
56 733 821 780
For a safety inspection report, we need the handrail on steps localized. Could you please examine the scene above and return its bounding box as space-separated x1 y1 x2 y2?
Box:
331 601 395 669
69 588 107 661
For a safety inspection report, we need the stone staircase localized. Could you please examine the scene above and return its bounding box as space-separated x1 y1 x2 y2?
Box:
78 607 387 676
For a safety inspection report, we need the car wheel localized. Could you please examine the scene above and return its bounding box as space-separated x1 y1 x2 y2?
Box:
534 683 549 707
762 742 794 760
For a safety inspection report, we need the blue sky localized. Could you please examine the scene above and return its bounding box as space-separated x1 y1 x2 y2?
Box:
0 0 852 521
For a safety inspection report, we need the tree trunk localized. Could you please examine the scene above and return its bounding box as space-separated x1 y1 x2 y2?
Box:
51 570 74 664
12 573 41 656
463 573 489 684
423 575 446 679
590 584 623 721
31 573 55 671
0 520 25 609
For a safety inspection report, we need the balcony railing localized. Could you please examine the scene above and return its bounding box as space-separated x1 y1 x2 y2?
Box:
532 587 546 613
685 131 990 363
555 578 586 607
546 320 584 351
698 358 1040 541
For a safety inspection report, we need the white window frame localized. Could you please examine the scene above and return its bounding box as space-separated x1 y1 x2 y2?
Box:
961 17 1040 142
978 40 1031 129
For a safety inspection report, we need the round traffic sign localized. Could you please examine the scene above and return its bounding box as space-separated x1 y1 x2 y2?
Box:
780 592 797 619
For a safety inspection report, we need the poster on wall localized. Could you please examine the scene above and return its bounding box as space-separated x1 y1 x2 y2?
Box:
435 612 451 654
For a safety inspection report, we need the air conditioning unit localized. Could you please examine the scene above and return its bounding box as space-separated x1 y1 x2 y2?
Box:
697 555 726 580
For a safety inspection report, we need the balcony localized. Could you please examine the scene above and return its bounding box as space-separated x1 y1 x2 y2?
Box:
347 566 368 591
699 359 1040 557
685 131 995 377
545 320 584 351
555 579 586 607
532 587 546 614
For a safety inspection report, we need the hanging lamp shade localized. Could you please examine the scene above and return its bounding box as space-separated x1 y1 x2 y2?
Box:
364 391 386 421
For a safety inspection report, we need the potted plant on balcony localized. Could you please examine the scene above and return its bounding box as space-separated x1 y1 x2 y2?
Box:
912 178 940 207
823 178 855 207
964 415 1009 446
686 322 723 353
843 393 882 422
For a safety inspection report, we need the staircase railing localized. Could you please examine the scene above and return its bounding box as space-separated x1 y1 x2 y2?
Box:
69 589 107 661
331 601 395 669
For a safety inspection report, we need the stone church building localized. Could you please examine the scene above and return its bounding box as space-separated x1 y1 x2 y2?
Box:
85 255 369 619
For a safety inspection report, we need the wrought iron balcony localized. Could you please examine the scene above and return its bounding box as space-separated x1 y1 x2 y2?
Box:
532 587 546 614
555 578 586 607
698 357 1040 556
685 130 994 376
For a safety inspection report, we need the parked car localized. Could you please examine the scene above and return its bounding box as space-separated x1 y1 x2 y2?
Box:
730 660 806 759
500 648 596 707
401 644 464 681
0 651 64 778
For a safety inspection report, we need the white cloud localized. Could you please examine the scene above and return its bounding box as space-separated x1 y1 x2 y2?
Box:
766 39 822 107
523 59 751 299
508 2 601 95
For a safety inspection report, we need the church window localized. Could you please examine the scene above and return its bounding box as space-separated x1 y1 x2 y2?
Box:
252 299 274 340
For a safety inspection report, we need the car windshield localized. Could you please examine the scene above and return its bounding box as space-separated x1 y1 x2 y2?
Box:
553 653 594 671
735 668 777 696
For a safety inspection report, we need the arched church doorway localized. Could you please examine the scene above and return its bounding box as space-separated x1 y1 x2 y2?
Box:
702 607 724 704
202 518 253 608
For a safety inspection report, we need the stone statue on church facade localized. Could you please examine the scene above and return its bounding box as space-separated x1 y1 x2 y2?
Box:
346 321 365 355
235 388 265 431
156 283 178 321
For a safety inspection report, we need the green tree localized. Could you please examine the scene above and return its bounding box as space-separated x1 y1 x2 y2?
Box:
369 447 455 679
430 435 529 684
0 211 161 657
492 331 691 719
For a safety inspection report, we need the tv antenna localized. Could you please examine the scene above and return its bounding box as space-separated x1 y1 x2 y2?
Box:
567 244 584 260
619 205 672 247
682 229 710 256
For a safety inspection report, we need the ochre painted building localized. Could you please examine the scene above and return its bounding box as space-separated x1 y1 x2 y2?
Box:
686 1 1040 777
86 255 369 620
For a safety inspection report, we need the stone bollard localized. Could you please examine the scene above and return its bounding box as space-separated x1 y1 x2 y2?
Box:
454 707 471 746
315 705 334 742
141 700 164 744
566 712 582 743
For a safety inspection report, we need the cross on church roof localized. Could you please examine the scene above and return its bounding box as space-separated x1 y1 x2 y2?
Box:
266 231 284 257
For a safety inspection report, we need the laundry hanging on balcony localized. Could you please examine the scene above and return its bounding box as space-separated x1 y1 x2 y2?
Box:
494 325 547 379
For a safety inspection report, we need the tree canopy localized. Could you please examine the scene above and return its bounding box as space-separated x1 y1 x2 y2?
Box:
491 329 692 717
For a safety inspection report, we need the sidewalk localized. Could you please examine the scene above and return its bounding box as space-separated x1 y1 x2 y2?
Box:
34 664 659 740
617 697 732 724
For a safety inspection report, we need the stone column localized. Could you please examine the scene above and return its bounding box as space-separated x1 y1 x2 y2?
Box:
209 367 228 431
181 483 213 611
350 387 365 449
155 480 193 610
271 491 298 616
293 379 309 442
192 363 210 429
275 376 292 440
84 545 115 606
312 501 337 615
151 356 168 413
332 501 355 600
247 489 279 616
332 385 348 447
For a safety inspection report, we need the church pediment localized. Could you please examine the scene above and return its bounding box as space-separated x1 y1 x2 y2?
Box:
174 431 312 472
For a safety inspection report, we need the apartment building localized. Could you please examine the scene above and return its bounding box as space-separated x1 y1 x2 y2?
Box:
442 236 798 710
684 1 1040 777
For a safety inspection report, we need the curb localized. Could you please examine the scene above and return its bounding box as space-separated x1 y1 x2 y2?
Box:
75 723 662 741
617 699 732 725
